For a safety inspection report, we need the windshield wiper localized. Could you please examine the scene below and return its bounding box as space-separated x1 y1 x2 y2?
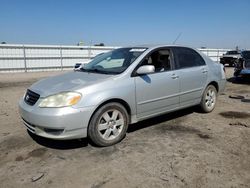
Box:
79 67 118 75
80 68 111 74
88 68 103 73
79 67 88 72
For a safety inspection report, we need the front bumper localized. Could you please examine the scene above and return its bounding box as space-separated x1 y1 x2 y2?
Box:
19 99 95 140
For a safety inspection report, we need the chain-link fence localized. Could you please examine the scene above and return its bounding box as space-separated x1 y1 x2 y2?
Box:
0 44 229 72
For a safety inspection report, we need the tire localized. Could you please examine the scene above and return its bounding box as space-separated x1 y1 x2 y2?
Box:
88 102 129 147
200 85 217 113
241 99 250 103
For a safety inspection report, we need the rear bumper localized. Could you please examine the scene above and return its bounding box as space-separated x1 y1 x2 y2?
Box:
218 79 226 94
19 99 95 140
234 69 250 78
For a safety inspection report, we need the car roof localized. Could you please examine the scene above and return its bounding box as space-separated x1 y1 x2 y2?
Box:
125 44 195 50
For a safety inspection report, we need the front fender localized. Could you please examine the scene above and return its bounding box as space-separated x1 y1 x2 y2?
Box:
74 78 137 116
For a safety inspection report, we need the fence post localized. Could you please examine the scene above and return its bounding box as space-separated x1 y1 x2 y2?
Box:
217 50 219 63
23 45 27 72
60 46 63 70
88 45 92 59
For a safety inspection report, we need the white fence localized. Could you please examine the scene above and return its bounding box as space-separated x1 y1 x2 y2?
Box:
199 48 230 62
0 44 229 73
0 44 117 72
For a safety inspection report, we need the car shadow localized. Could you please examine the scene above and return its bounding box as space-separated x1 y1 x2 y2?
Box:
28 131 89 150
28 106 199 149
227 77 250 85
127 106 198 133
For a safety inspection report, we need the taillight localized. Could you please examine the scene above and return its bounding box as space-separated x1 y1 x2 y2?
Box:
220 64 226 79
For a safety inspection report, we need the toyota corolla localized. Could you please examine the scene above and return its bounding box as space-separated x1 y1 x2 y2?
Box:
19 45 226 146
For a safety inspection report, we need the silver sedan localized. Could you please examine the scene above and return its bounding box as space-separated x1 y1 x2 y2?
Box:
19 45 226 146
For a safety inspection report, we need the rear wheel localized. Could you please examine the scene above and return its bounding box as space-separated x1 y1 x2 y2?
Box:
88 102 129 146
200 85 217 113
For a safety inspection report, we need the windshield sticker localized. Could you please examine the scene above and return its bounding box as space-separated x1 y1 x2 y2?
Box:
129 48 146 52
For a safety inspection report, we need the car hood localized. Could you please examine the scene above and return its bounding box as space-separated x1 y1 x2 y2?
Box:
29 71 113 97
222 54 241 58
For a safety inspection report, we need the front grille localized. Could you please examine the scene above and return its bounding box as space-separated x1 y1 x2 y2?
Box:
22 118 64 136
44 128 64 135
22 118 36 133
24 89 40 106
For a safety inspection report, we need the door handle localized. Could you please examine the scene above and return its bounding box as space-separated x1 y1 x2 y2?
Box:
171 74 179 79
202 69 208 73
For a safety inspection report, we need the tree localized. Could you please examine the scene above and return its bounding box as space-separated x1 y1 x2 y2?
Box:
94 43 105 46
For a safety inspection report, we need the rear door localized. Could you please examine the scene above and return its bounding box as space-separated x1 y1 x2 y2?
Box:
172 47 208 107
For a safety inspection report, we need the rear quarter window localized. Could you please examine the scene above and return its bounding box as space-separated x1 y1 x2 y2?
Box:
174 47 206 69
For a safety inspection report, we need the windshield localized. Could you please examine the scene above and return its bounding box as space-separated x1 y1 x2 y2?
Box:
242 51 250 59
81 48 147 74
226 51 240 55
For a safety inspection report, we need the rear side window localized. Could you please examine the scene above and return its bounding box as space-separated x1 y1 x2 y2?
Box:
174 47 206 69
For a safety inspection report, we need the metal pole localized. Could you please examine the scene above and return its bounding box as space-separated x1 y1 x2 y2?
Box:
23 45 27 72
217 50 219 63
88 40 92 59
88 45 91 59
60 46 63 70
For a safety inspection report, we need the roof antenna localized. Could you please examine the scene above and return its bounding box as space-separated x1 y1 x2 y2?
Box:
172 32 182 44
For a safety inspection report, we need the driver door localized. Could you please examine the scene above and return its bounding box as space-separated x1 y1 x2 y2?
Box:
134 48 180 119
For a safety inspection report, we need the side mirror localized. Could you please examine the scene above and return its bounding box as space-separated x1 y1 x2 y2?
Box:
74 63 82 71
136 65 155 75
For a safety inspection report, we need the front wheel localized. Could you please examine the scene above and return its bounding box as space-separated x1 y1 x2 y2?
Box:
200 85 217 113
88 102 129 147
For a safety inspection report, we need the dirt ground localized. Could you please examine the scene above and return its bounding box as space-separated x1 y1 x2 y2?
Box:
0 68 249 188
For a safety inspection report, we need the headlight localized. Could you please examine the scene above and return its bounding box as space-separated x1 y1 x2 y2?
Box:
39 92 82 108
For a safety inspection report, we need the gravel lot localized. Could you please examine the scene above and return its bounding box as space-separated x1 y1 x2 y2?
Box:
0 68 249 188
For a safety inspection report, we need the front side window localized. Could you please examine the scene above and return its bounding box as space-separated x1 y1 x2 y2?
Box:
82 48 146 74
141 49 172 72
174 47 206 69
227 51 240 55
242 51 250 59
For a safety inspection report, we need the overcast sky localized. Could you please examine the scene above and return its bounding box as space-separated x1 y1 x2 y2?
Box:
0 0 250 49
